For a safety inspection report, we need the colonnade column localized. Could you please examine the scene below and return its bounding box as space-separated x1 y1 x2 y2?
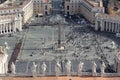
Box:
100 21 103 31
3 24 5 34
102 21 105 31
108 22 111 32
111 23 114 32
115 23 118 33
0 24 2 34
9 23 11 33
95 20 98 30
118 24 120 33
6 23 8 33
13 19 17 32
106 22 108 31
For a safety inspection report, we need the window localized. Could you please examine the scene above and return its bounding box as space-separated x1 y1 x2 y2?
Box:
45 5 47 10
67 5 69 10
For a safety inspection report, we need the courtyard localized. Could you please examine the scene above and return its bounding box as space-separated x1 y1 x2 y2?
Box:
0 15 120 75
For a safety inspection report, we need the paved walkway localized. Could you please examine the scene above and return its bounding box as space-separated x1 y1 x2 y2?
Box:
8 40 22 72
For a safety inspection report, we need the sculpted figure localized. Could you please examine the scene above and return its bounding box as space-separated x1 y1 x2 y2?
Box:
11 62 16 74
78 61 84 74
31 62 37 76
65 60 71 75
55 61 61 76
101 62 106 74
92 61 97 73
41 62 47 75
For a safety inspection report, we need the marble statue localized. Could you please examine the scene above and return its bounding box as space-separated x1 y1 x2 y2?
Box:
92 61 97 73
78 61 84 74
11 62 16 74
31 62 37 76
0 46 8 74
112 41 116 49
65 60 71 75
55 61 61 76
41 62 47 75
4 42 9 52
101 62 106 74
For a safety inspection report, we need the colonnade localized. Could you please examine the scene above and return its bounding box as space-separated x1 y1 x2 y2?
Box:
0 16 22 35
95 14 120 33
0 22 16 35
95 20 120 33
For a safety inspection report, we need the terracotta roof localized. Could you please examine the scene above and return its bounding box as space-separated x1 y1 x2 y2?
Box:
42 0 49 3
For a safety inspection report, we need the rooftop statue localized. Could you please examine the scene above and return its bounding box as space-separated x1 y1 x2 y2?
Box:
101 62 106 74
41 62 47 75
55 61 61 76
31 62 37 76
0 46 8 74
65 60 71 75
78 61 84 74
11 62 16 74
92 61 97 73
4 42 9 52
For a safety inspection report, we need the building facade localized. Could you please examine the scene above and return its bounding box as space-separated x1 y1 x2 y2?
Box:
64 0 81 15
0 14 22 35
79 0 104 23
0 0 33 24
95 13 120 33
33 0 52 15
64 0 104 23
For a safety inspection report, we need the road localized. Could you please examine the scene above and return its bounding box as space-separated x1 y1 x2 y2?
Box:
51 0 64 14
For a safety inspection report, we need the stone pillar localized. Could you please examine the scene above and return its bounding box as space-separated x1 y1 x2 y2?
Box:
108 22 111 32
6 23 8 33
0 24 2 34
13 18 17 32
102 21 105 31
95 20 98 30
118 23 120 33
100 20 103 31
112 23 114 32
115 23 117 33
1 25 3 34
105 22 108 31
9 23 11 33
18 14 22 31
116 23 119 33
3 24 5 34
118 24 120 33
